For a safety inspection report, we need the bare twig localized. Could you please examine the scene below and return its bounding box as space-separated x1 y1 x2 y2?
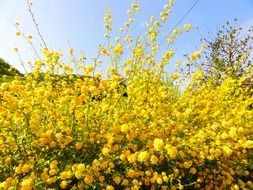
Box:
13 22 41 59
16 49 28 74
26 0 48 50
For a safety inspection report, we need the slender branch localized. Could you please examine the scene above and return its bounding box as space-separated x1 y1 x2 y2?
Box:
13 22 41 59
26 0 48 50
16 50 28 74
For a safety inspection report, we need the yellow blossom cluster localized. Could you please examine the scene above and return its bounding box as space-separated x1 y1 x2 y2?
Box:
0 61 252 189
0 0 252 189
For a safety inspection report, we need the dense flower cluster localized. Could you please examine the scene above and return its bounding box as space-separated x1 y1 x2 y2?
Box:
1 65 252 190
0 0 253 189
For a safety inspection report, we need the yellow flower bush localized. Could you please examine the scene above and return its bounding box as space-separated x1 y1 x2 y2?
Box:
0 0 253 189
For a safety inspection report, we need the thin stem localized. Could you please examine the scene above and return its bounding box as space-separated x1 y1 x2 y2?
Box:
26 0 48 50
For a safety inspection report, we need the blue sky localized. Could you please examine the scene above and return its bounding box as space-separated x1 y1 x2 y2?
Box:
0 0 253 73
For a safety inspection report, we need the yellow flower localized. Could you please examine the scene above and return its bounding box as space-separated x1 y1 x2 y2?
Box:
21 164 30 173
47 176 57 185
106 185 115 190
184 24 192 32
150 155 159 165
169 0 175 6
114 44 123 55
81 85 89 93
104 33 110 38
27 35 33 40
15 165 22 174
138 151 149 163
60 180 68 189
68 48 73 54
109 162 115 168
66 170 73 179
121 124 130 133
102 147 110 156
164 50 174 59
77 163 85 172
6 177 15 185
189 51 201 61
131 2 138 9
84 174 93 185
101 47 109 56
122 179 129 186
89 86 99 95
75 170 83 179
156 177 163 185
60 171 68 180
127 10 132 15
153 138 164 151
16 31 21 36
65 136 73 144
244 140 253 148
49 169 57 176
20 178 33 190
222 145 233 157
49 141 57 148
183 160 193 169
190 167 197 174
127 169 135 178
172 28 181 37
50 160 58 169
65 127 72 135
163 175 169 183
165 145 177 159
75 142 83 150
40 171 49 181
113 176 121 185
167 38 174 44
99 175 105 182
128 153 137 163
85 65 94 73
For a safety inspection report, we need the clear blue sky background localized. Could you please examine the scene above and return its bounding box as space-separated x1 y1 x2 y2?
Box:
0 0 253 73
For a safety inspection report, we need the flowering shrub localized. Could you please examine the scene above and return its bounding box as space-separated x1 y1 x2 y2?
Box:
0 0 253 189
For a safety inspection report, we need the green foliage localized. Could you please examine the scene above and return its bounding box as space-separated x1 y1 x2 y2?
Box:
0 58 22 82
199 20 253 84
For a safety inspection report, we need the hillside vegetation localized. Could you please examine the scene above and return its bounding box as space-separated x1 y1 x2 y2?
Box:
0 58 22 82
